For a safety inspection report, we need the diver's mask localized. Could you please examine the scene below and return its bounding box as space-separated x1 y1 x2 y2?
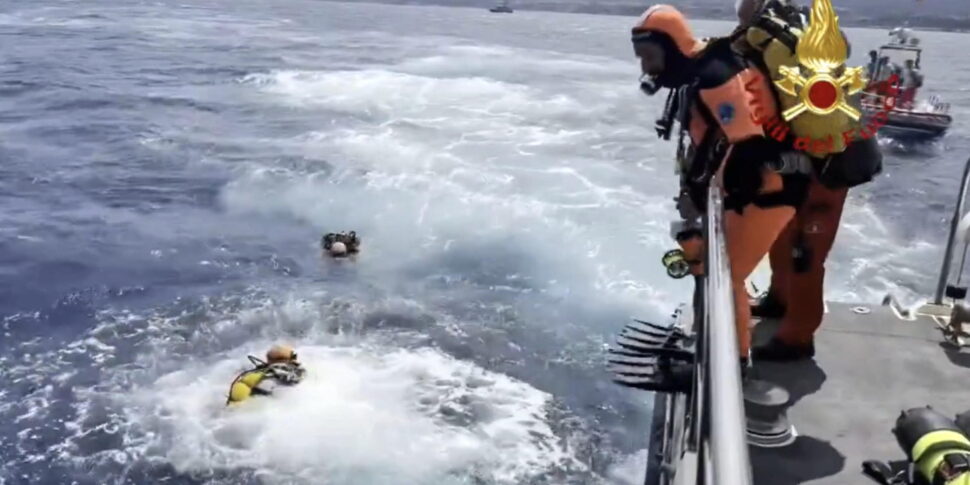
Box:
633 31 695 95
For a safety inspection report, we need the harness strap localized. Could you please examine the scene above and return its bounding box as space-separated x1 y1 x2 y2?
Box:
656 88 679 140
683 90 728 212
863 460 896 485
754 15 799 54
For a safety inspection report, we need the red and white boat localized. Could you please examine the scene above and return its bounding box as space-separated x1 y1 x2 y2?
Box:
861 28 952 140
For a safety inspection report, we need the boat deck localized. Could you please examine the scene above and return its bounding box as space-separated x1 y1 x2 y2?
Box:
748 302 970 485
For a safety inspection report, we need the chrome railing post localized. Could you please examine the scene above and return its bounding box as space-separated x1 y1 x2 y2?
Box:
704 186 753 485
934 157 970 304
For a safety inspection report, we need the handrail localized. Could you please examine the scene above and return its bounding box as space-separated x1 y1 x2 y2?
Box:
704 186 753 485
635 186 753 485
934 156 970 304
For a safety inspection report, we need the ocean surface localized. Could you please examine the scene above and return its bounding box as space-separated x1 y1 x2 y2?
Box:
1 0 969 484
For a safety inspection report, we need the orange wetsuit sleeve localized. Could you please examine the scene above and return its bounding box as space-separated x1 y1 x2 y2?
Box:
698 68 774 144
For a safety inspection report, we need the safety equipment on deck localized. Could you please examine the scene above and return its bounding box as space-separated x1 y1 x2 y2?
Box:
863 407 970 485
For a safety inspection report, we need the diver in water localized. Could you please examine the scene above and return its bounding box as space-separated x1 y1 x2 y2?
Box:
226 344 306 405
321 231 361 258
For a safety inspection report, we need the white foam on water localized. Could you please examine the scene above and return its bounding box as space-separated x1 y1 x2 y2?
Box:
827 195 938 305
3 292 601 484
607 449 650 485
120 344 583 485
229 43 682 317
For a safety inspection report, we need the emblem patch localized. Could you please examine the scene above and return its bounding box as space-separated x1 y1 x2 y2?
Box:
717 102 736 124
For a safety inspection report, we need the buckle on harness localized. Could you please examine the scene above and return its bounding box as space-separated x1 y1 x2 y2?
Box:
772 151 813 175
938 453 970 484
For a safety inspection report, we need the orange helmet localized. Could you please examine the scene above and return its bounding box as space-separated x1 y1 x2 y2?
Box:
631 5 701 58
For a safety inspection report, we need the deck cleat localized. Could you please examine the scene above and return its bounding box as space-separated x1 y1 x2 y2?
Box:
743 378 798 448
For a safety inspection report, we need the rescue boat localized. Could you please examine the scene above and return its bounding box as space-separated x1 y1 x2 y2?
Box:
489 0 513 14
861 28 952 140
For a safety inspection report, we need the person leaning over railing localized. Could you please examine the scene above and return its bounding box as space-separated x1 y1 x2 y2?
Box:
632 4 807 369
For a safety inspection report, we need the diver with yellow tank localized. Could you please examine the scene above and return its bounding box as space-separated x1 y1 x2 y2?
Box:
226 344 307 405
864 407 970 485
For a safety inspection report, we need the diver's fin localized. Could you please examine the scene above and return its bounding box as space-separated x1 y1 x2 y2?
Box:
610 360 694 393
609 350 660 366
613 340 693 361
618 331 669 347
632 318 674 332
629 319 688 340
609 317 695 394
622 326 670 342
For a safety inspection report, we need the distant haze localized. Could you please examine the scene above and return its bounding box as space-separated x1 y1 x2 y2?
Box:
337 0 970 30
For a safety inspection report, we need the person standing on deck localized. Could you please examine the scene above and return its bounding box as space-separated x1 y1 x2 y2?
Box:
727 0 885 362
899 59 922 110
750 133 882 361
865 50 879 80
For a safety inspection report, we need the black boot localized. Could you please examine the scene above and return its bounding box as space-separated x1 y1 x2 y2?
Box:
751 292 786 319
752 337 815 362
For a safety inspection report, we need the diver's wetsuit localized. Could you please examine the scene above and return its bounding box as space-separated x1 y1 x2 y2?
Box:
643 16 807 357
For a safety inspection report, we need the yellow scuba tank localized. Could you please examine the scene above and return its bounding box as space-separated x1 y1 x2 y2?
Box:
893 407 970 485
733 0 863 158
227 368 268 405
226 355 308 405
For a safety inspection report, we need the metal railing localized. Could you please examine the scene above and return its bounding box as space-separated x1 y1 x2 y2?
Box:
934 156 970 305
703 187 753 485
641 186 753 485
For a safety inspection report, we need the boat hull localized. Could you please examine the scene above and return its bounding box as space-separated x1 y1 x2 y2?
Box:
864 106 952 140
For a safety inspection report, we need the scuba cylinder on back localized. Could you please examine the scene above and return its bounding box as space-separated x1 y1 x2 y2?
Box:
894 407 970 485
732 0 861 158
